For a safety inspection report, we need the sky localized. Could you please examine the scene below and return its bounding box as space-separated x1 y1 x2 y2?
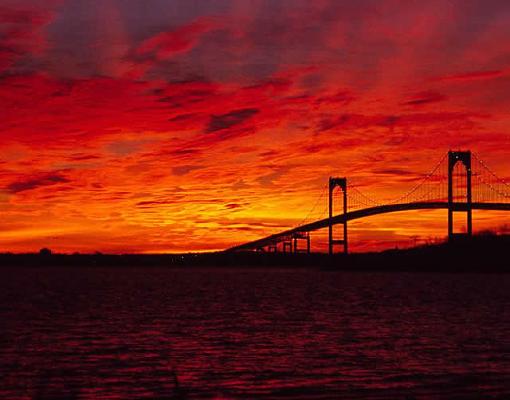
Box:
1 0 510 253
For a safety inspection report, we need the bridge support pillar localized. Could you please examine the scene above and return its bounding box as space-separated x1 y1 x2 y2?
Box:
282 237 293 253
292 232 311 254
329 177 348 255
448 150 472 241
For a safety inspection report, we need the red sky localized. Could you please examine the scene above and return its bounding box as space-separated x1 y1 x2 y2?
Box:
1 0 510 253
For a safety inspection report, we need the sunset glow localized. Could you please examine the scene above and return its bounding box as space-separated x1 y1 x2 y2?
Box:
2 0 510 253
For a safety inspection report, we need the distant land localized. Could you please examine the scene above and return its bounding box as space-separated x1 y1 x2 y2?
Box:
0 233 508 273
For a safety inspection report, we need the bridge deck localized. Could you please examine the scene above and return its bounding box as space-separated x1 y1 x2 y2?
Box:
226 202 510 252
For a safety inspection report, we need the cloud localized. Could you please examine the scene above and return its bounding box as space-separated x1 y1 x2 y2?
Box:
372 168 416 176
206 108 259 133
6 173 69 193
172 165 203 176
256 166 291 187
106 138 153 156
403 91 447 106
225 203 243 209
432 69 509 83
317 112 481 133
136 199 184 208
314 90 355 106
0 5 55 73
130 17 219 77
68 154 100 161
0 74 214 144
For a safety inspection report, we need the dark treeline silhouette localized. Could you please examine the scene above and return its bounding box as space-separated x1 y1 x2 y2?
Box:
1 233 509 272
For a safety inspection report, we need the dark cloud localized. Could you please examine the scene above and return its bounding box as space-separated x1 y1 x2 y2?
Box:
403 91 447 106
372 168 416 176
433 69 507 83
206 108 259 133
136 199 184 208
0 6 52 72
172 165 203 176
317 114 353 132
256 166 291 187
69 153 100 161
7 173 69 193
314 90 355 106
135 17 218 59
225 203 242 209
317 112 481 133
168 113 197 122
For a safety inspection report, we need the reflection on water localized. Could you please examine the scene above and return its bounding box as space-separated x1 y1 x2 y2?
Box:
1 267 509 399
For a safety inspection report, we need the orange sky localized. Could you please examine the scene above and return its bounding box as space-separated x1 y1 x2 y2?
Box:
1 0 510 253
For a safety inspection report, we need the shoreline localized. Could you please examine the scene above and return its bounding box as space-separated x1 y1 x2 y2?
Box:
1 234 509 273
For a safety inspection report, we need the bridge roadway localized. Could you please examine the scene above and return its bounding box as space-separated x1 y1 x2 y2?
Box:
226 202 510 252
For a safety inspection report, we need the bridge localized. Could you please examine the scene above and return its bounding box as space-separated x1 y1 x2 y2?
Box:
227 151 510 254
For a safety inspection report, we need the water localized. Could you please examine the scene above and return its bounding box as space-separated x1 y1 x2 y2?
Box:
1 266 509 399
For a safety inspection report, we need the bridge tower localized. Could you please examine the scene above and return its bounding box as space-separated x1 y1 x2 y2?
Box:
329 177 348 255
448 150 472 241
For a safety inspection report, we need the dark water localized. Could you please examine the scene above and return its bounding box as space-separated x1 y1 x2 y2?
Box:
1 267 509 399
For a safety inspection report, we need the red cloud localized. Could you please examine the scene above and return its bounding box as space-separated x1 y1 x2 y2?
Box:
135 17 219 60
317 112 482 133
206 108 259 133
432 69 509 83
124 17 221 79
0 6 53 72
403 91 447 106
6 172 69 193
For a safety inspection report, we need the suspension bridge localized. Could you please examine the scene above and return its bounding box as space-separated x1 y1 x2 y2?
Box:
227 151 510 254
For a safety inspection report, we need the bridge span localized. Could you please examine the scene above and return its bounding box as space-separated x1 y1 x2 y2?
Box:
226 202 510 252
226 150 510 254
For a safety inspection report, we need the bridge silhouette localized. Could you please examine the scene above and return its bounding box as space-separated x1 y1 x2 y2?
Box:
227 151 510 254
